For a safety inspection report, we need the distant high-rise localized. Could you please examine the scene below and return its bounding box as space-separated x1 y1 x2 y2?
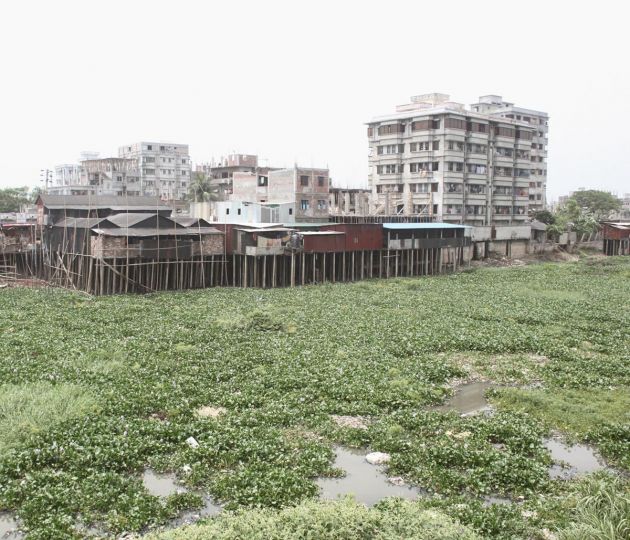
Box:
118 142 191 200
367 94 549 224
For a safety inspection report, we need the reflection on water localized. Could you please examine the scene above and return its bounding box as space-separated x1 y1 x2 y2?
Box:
545 439 604 479
0 513 22 540
317 447 421 506
435 382 494 415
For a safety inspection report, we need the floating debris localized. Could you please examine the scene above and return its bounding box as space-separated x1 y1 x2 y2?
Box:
317 447 420 506
365 452 391 465
186 436 200 449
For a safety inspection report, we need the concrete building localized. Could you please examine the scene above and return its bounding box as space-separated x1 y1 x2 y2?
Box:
230 166 330 223
367 93 548 224
470 96 548 212
195 154 278 201
118 142 191 200
329 187 371 217
52 152 100 195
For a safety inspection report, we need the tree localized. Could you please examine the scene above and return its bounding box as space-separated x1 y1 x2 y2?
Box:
569 190 621 219
189 173 219 203
531 209 555 225
0 187 30 213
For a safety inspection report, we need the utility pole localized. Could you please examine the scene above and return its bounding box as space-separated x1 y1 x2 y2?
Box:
39 169 53 193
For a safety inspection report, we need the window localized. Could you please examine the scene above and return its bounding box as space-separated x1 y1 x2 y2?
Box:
448 140 464 151
143 168 155 175
412 119 430 131
433 140 440 150
516 129 533 141
258 175 268 186
496 126 516 138
182 159 187 164
116 175 123 182
237 208 241 215
300 199 310 210
410 141 430 152
469 122 487 133
367 127 374 137
466 205 485 215
494 186 513 195
377 123 405 135
317 176 325 187
466 164 487 174
222 172 229 178
317 200 327 210
466 184 485 194
147 145 153 150
496 147 513 157
467 143 487 154
409 162 437 173
445 204 462 214
445 118 466 130
300 175 309 186
447 162 464 172
410 183 430 193
144 157 155 163
289 208 293 215
378 144 404 154
445 183 463 193
160 146 165 151
226 208 230 215
377 164 403 174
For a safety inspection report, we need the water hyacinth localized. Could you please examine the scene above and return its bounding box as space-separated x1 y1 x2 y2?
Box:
0 257 627 538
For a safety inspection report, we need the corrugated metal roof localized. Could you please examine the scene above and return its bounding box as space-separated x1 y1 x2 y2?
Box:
106 213 178 227
382 222 469 230
298 231 345 236
54 217 106 228
171 216 213 228
234 227 293 233
92 227 222 238
38 194 171 211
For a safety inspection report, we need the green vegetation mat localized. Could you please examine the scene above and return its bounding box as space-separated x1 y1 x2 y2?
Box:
0 257 628 539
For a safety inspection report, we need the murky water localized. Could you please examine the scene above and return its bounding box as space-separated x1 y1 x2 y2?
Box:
143 469 184 497
142 469 221 527
175 497 222 526
317 447 421 506
435 382 494 415
0 513 22 540
544 439 604 479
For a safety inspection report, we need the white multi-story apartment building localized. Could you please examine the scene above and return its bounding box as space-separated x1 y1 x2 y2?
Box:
367 94 549 224
118 142 191 200
53 152 100 194
471 96 549 212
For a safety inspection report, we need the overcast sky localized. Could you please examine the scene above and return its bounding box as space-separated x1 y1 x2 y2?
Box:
0 0 628 201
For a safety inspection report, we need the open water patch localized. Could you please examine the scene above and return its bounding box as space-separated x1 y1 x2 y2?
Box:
142 469 221 527
544 439 605 479
0 513 22 540
434 382 495 416
317 447 421 506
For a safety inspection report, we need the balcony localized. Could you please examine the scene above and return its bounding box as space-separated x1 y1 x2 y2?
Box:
465 192 487 201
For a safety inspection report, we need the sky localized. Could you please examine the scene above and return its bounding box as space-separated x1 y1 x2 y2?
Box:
0 0 628 202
